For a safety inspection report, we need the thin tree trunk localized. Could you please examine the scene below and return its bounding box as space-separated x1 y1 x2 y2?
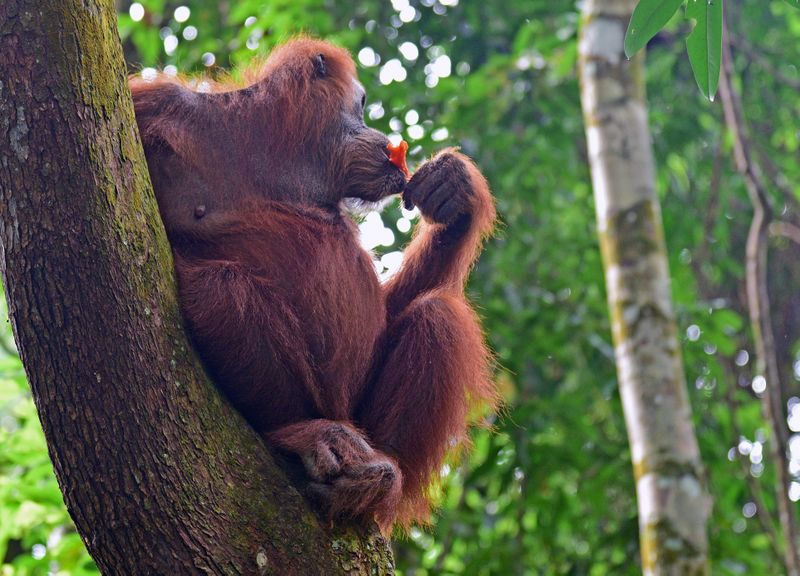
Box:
578 1 711 574
718 24 800 576
0 1 394 574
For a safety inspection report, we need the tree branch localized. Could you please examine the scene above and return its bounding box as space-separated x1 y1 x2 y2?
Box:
719 20 800 576
770 222 800 246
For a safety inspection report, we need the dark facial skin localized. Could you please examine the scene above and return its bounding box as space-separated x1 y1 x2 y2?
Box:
333 82 408 205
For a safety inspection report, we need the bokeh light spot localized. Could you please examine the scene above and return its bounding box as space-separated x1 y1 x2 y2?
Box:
368 103 385 121
407 125 424 140
358 47 380 68
399 6 417 22
380 59 407 85
163 35 179 55
174 6 190 23
129 2 145 22
399 42 419 61
431 127 449 141
202 52 216 67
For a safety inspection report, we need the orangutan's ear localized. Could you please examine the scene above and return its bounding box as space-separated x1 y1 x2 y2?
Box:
312 53 327 78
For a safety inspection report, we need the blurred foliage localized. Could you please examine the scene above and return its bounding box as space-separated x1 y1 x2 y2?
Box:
2 0 800 574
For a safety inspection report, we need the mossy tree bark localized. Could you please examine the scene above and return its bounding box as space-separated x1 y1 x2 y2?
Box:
0 1 393 574
578 1 711 574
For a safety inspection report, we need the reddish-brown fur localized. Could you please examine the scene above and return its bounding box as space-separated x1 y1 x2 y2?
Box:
130 39 496 531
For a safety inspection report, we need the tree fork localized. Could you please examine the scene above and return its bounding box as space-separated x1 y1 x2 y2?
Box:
0 1 394 574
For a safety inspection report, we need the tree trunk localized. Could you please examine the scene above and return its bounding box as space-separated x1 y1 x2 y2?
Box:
578 1 711 574
0 2 394 574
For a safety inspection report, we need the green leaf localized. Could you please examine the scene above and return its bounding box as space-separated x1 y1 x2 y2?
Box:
624 0 685 58
686 0 723 100
785 0 799 8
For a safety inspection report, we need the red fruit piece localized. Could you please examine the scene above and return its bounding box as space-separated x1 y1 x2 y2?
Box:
387 140 410 179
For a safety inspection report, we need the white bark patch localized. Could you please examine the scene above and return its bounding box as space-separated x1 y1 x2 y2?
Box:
256 549 268 570
680 474 704 499
637 473 659 524
619 375 647 465
637 472 711 546
580 18 624 66
616 334 697 462
605 252 674 339
588 103 656 229
586 125 612 221
609 249 701 470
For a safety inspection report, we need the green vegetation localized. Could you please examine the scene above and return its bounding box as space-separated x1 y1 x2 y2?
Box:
2 0 799 574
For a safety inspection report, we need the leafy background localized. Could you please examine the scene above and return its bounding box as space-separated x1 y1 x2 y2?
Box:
2 0 800 574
